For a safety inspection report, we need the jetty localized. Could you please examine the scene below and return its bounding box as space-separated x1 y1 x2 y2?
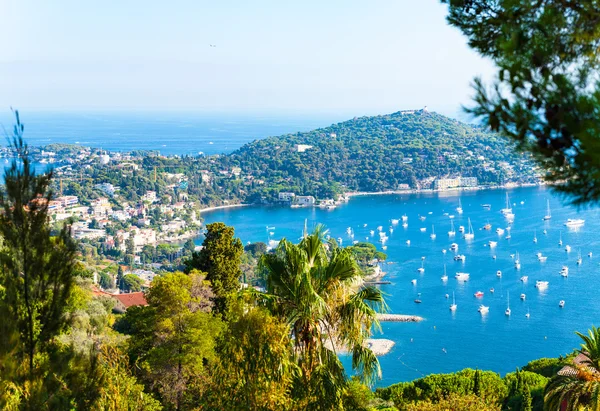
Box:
377 314 423 322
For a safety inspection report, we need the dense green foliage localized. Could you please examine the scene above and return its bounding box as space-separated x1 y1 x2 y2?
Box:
443 0 600 205
185 222 244 314
227 111 536 198
258 227 386 409
544 326 600 411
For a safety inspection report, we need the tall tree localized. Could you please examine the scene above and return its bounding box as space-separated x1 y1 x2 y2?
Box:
442 1 600 204
127 271 223 410
208 305 297 410
185 222 243 314
0 112 77 404
258 226 386 410
545 326 600 410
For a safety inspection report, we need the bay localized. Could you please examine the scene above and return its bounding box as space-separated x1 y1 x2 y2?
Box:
201 186 600 386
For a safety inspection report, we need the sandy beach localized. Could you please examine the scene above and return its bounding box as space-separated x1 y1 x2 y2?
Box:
198 204 248 214
325 338 396 356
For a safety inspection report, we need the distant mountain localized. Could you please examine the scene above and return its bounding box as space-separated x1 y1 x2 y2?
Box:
226 110 537 199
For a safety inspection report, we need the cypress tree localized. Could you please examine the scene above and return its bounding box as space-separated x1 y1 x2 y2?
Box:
473 369 481 396
521 381 532 411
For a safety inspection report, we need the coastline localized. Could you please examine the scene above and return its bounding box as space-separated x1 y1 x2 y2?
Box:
344 182 543 198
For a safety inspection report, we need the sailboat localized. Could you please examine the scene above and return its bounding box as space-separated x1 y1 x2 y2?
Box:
430 225 436 240
449 291 457 311
526 308 530 319
456 198 463 215
559 231 563 246
533 229 537 244
514 252 521 270
441 264 448 282
448 219 456 237
543 199 552 220
463 218 475 240
505 292 511 316
501 193 512 215
577 249 583 265
417 260 425 273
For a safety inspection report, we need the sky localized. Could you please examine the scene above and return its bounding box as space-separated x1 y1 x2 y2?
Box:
0 0 496 119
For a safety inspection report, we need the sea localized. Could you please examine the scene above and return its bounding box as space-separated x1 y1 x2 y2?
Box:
6 112 600 387
200 187 600 387
0 111 337 156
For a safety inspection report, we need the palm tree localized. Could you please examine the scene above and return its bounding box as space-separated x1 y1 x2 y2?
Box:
258 225 386 409
545 326 600 410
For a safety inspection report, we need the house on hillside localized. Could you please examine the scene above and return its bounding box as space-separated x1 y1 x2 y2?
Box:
111 292 148 313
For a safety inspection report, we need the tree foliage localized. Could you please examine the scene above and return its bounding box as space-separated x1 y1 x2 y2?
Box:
185 222 243 314
443 0 600 204
258 226 386 410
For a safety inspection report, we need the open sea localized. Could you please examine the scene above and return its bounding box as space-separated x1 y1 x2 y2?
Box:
0 111 337 156
201 187 600 386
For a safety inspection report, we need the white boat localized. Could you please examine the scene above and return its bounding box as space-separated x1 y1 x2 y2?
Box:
560 266 569 277
505 212 515 221
346 227 353 235
420 227 427 232
449 214 455 219
478 305 489 314
577 250 582 265
448 220 456 237
538 256 548 262
501 193 512 215
411 279 417 285
520 276 528 282
564 219 585 228
401 215 408 222
520 293 526 301
417 260 425 273
505 292 511 316
543 229 547 235
370 230 375 236
382 245 387 250
430 225 436 240
496 227 505 235
458 225 465 233
441 265 448 282
559 300 565 308
543 199 552 220
450 243 459 251
391 219 400 225
456 198 463 215
536 280 549 289
559 231 563 246
450 291 457 311
496 270 502 278
406 240 411 245
377 225 383 231
489 241 497 248
402 223 408 228
419 216 426 222
565 245 571 253
514 252 521 270
463 218 475 240
526 308 530 319
533 229 537 243
337 237 343 245
455 272 470 281
454 254 466 262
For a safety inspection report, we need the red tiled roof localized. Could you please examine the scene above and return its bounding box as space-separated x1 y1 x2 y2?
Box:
558 353 596 377
112 292 148 308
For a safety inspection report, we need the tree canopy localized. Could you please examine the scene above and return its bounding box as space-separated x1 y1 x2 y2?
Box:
443 0 600 205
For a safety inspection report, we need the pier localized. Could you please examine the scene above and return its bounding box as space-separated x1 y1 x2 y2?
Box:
377 314 424 322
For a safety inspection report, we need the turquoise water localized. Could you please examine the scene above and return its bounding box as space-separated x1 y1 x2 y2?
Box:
201 186 600 386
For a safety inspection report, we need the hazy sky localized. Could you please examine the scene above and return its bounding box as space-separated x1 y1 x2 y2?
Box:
0 0 495 118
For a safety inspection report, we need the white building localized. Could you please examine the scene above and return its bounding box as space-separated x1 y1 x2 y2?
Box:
278 192 296 202
296 144 313 153
94 183 116 197
296 196 316 207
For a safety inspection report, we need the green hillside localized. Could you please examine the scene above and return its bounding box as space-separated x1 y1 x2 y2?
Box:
226 109 537 199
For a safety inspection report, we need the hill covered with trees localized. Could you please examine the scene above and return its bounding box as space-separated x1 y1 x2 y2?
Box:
223 109 538 200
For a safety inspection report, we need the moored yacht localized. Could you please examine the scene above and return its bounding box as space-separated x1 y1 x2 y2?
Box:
505 292 511 316
560 266 569 277
559 300 565 308
496 270 502 278
455 272 470 281
536 280 549 289
478 305 489 314
564 219 585 228
450 291 457 311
